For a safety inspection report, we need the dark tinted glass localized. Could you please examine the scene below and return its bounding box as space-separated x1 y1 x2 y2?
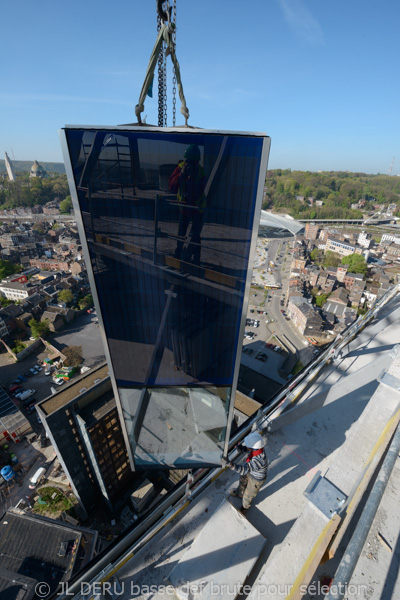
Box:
64 128 265 467
65 129 263 387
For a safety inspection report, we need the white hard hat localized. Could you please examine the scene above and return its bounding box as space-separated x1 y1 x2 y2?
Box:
243 432 263 450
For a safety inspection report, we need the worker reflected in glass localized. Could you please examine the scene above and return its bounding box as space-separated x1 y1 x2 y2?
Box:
168 144 206 265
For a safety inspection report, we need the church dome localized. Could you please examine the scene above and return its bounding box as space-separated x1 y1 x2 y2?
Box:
30 160 47 178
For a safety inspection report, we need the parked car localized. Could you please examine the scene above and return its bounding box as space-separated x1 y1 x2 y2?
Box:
17 375 27 382
244 331 255 339
256 352 267 362
24 371 33 378
29 467 46 489
18 389 36 401
9 384 22 394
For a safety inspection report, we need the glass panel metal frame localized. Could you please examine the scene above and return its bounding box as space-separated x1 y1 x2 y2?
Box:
60 125 270 469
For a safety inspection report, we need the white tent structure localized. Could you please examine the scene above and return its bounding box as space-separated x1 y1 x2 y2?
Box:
259 210 304 238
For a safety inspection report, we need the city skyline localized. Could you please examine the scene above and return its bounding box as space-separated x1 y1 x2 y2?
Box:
1 0 399 175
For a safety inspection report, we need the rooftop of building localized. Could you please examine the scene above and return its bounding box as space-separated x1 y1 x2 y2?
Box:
78 389 115 427
0 510 81 589
37 363 110 416
0 567 36 600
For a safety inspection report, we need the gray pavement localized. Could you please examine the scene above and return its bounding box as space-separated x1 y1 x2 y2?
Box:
49 310 105 369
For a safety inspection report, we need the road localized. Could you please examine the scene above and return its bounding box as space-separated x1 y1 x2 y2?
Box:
250 236 315 367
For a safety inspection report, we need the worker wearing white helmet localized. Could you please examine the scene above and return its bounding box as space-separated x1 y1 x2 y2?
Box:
222 432 268 514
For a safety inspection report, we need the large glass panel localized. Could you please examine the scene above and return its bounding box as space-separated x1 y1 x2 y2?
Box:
63 127 267 468
119 386 230 468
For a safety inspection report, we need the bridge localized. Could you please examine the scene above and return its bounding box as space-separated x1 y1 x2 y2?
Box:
298 217 394 226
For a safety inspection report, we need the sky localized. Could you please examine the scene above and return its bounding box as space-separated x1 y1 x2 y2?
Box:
1 0 399 174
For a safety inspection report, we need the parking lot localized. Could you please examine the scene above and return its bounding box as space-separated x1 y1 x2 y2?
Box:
1 348 60 432
0 311 105 432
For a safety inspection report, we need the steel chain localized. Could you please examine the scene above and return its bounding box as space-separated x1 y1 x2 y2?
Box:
172 0 177 126
157 13 164 127
163 53 167 127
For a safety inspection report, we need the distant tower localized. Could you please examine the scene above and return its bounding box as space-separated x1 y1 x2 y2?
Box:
388 157 395 176
4 152 16 181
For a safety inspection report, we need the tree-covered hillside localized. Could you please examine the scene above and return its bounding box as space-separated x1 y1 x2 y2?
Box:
263 170 400 220
0 172 69 209
0 160 65 175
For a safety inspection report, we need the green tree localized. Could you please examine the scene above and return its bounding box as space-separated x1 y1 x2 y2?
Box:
0 259 21 279
323 251 341 268
0 296 13 307
58 289 74 305
315 293 328 307
63 346 83 367
12 340 26 354
341 254 368 275
60 196 73 214
310 286 320 297
310 248 323 263
29 318 50 339
79 294 93 309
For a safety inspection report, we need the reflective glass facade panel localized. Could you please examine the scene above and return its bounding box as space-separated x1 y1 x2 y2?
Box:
63 127 268 468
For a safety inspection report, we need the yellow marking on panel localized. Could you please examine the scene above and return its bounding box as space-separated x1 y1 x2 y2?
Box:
165 256 181 269
285 514 340 600
124 243 142 256
204 269 236 288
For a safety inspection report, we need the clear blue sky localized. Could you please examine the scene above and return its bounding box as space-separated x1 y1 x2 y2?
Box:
1 0 399 174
